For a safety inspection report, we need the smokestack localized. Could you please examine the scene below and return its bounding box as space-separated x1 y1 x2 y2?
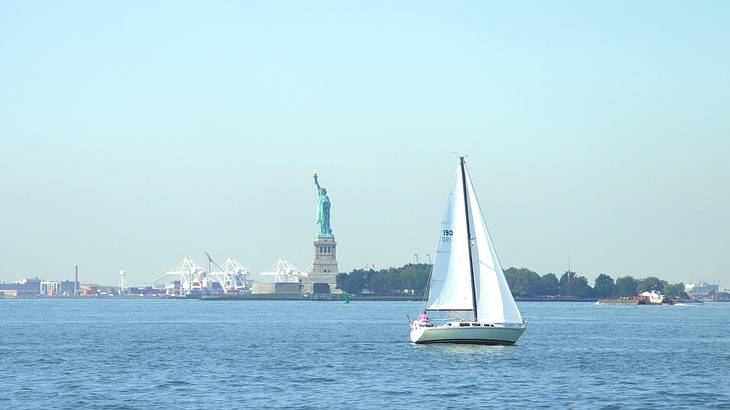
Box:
74 265 78 295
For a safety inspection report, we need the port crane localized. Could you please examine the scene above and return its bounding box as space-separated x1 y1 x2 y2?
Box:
260 258 304 283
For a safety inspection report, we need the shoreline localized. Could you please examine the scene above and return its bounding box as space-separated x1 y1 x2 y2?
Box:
1 295 601 302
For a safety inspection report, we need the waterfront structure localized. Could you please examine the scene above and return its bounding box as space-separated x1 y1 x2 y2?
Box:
0 277 42 296
301 174 339 294
119 270 126 295
686 282 720 296
250 281 276 294
80 283 101 296
1 277 79 297
40 281 61 296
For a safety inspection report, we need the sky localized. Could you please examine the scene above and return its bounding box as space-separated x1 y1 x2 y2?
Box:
1 1 728 286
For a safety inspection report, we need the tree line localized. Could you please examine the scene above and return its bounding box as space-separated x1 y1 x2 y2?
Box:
336 264 688 299
503 267 688 299
336 264 431 296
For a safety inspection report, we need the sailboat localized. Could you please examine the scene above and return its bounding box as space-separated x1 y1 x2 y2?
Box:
410 157 526 345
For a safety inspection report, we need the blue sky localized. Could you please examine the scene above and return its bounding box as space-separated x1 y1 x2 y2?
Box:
1 1 728 285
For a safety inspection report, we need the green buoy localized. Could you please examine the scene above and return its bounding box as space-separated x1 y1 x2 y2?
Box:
343 291 350 304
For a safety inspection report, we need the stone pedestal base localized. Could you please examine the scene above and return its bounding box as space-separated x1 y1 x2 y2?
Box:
305 236 340 294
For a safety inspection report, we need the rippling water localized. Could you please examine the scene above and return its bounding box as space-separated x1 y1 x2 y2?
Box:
1 299 728 409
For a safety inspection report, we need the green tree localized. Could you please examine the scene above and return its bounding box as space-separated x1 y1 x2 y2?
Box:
559 271 594 297
335 273 349 292
367 270 387 294
540 273 560 296
504 268 518 293
352 263 432 295
348 270 368 294
398 263 431 292
593 274 615 298
343 262 684 300
662 282 689 299
504 267 542 296
637 276 667 293
411 268 430 293
614 276 638 297
401 268 417 291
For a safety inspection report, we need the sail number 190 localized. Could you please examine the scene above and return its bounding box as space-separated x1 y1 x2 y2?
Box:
441 229 453 243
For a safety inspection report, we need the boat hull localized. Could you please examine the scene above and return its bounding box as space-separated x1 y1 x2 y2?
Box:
410 322 525 345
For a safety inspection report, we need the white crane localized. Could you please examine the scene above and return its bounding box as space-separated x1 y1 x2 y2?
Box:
209 257 250 294
260 259 303 283
148 257 206 296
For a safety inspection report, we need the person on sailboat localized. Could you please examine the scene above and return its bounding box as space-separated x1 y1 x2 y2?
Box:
417 310 429 324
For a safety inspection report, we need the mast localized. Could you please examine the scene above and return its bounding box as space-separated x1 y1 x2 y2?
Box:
459 157 478 321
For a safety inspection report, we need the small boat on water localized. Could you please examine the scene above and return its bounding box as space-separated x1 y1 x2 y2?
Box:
410 157 526 345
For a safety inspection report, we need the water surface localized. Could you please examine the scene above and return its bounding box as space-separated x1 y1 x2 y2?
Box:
1 300 728 408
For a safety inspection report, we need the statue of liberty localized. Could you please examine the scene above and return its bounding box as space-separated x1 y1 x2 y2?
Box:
314 173 333 237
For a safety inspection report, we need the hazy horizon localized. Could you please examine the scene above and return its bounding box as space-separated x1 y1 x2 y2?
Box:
2 1 728 285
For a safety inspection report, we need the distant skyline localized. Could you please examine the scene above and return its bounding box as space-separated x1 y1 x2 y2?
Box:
1 1 728 285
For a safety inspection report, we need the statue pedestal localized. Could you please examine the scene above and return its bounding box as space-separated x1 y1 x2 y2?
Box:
303 236 340 294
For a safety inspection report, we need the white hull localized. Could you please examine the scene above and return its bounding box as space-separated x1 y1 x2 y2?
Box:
410 322 525 345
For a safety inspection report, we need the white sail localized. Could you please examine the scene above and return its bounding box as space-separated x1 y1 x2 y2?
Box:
464 166 523 324
425 166 474 311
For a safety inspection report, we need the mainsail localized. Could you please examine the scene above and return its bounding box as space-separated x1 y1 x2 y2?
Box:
425 159 523 324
